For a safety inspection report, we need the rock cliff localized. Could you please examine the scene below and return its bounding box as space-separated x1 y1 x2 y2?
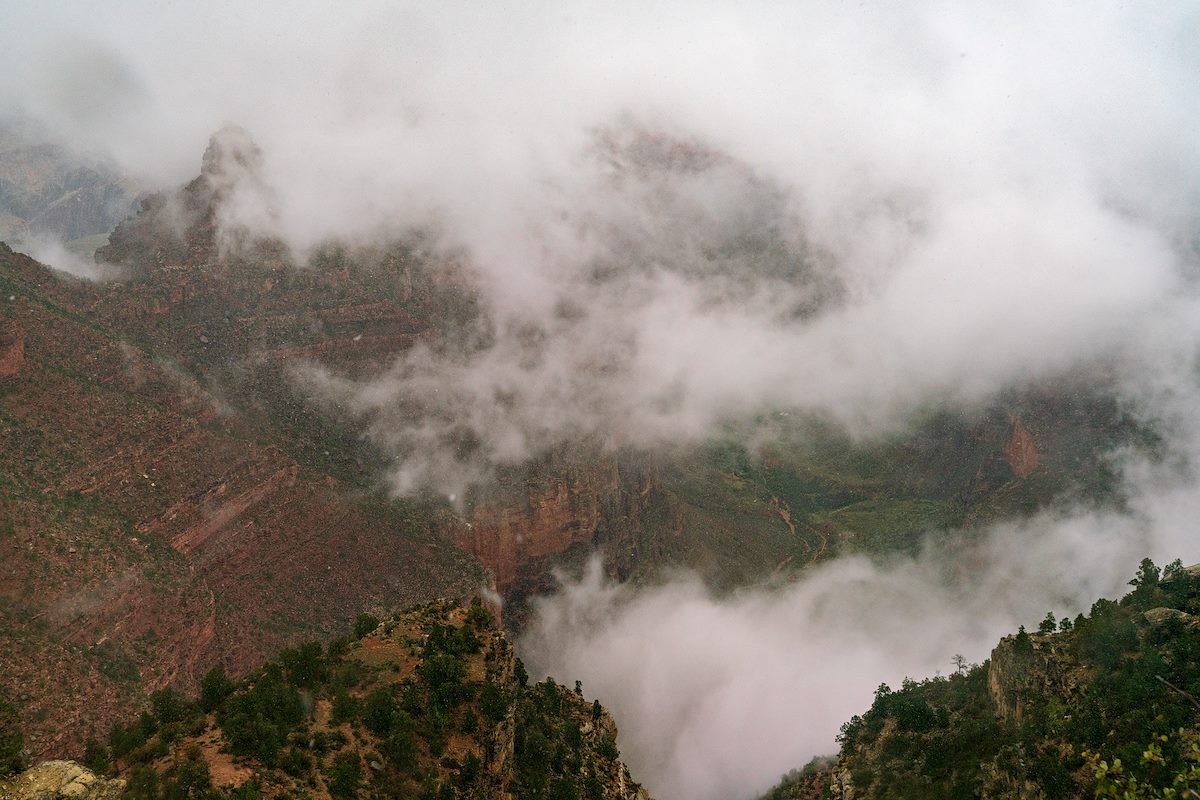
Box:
986 630 1080 724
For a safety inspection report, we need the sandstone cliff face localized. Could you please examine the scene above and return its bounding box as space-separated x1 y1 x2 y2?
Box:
986 632 1078 724
450 452 666 605
0 761 124 800
456 463 620 592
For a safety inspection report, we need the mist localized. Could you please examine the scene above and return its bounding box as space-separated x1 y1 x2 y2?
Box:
4 3 1200 798
15 235 101 280
522 460 1200 800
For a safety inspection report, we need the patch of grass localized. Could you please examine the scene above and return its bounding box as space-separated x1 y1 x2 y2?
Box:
820 499 954 555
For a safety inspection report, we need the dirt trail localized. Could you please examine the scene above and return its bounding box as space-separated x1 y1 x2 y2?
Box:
796 519 830 567
767 495 798 539
769 555 795 580
765 492 834 577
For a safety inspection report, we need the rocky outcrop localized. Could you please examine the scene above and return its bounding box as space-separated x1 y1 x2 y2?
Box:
828 765 855 800
1143 606 1200 629
0 322 23 377
987 631 1079 723
1002 418 1039 478
456 464 621 592
96 126 270 273
0 761 124 800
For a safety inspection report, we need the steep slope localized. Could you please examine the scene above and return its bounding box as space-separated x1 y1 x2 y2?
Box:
84 129 1154 606
771 560 1200 799
95 598 649 800
0 243 480 761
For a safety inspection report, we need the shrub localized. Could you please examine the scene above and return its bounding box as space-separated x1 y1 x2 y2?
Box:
353 614 380 640
326 751 361 798
331 689 362 725
362 687 396 736
199 666 234 713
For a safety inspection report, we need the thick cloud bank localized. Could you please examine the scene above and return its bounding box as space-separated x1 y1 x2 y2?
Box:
4 2 1200 492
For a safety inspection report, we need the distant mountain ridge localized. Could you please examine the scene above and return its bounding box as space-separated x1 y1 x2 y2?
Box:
0 121 139 257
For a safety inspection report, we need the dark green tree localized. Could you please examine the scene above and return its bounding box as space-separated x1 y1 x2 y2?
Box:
331 688 362 725
362 687 396 736
382 721 419 776
160 749 213 800
353 613 380 640
151 687 189 726
514 658 529 689
1014 625 1034 655
199 665 235 713
466 596 493 629
326 751 361 798
82 738 111 775
280 641 326 688
1129 558 1161 590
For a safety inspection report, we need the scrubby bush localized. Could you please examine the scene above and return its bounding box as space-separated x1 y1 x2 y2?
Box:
353 614 380 640
326 751 361 798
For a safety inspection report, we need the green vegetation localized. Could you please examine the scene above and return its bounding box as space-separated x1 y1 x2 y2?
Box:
353 613 380 640
1088 726 1200 799
827 559 1200 799
82 598 639 800
602 393 1155 596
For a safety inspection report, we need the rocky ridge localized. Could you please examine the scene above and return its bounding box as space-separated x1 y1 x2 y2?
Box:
97 598 650 800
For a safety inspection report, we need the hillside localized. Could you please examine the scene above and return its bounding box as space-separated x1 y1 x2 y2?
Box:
73 598 647 800
763 560 1200 799
0 241 482 759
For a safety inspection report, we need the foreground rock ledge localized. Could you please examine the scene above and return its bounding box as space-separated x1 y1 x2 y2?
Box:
0 761 124 800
